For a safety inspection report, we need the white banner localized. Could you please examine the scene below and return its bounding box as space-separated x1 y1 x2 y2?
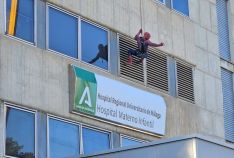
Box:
95 74 166 135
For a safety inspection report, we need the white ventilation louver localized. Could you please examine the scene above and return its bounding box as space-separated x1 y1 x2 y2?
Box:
176 61 194 102
119 34 144 83
147 47 168 92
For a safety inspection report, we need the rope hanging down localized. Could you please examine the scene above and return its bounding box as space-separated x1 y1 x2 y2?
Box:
140 0 143 31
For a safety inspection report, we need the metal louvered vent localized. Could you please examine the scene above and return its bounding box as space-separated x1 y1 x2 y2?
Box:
119 34 144 83
147 48 168 92
221 68 234 142
176 61 194 102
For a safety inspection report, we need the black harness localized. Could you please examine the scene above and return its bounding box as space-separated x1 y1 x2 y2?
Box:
136 37 148 58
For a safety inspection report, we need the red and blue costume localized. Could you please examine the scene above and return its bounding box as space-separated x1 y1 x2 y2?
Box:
127 29 164 64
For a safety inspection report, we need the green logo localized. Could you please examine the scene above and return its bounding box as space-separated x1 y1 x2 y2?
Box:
72 66 97 116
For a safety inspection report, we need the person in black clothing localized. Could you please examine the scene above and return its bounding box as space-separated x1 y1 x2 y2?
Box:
89 44 108 64
127 28 164 64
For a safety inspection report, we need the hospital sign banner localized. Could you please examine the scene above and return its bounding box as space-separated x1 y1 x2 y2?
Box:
69 65 166 135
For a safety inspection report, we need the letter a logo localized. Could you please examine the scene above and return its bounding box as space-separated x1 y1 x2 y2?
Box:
79 86 92 107
72 66 97 115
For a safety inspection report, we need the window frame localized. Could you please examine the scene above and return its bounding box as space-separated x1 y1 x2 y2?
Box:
4 103 37 158
120 134 147 147
46 3 80 60
47 114 113 155
47 115 81 158
156 0 165 5
4 0 37 45
81 124 112 154
46 3 110 72
171 0 189 17
80 18 110 71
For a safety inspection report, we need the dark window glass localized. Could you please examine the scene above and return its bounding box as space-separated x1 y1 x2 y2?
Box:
158 0 164 3
6 0 34 42
5 107 35 158
82 127 110 154
122 137 144 147
81 21 108 70
172 0 189 16
49 7 78 58
49 118 80 158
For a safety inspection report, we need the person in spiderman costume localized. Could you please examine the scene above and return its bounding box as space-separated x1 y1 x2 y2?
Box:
127 28 164 64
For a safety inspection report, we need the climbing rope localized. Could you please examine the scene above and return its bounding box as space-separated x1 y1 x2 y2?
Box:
140 0 143 33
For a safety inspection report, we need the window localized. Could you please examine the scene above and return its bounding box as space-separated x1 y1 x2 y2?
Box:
48 116 111 155
155 0 189 16
82 127 110 154
47 5 109 71
5 106 35 158
157 0 165 4
221 68 234 142
6 0 34 43
172 0 189 16
81 20 109 70
121 135 146 147
48 118 80 158
217 0 231 61
48 6 78 58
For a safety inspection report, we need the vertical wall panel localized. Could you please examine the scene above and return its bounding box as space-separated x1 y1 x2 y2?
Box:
110 31 118 76
168 57 176 97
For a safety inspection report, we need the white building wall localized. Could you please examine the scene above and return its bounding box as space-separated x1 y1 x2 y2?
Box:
0 0 228 142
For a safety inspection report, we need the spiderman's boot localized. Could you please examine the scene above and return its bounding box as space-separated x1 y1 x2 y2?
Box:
127 56 133 65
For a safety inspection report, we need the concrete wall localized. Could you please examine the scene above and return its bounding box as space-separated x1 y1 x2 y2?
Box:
0 0 225 142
